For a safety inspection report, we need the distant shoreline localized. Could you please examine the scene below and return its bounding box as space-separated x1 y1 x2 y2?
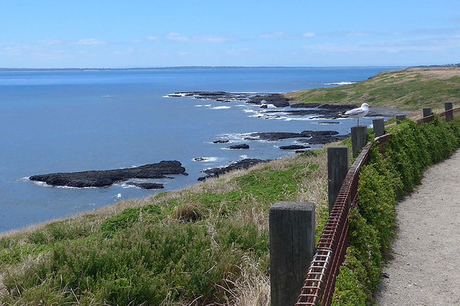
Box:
0 66 406 72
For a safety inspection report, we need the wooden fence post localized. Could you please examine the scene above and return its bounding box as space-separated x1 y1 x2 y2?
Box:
372 118 385 137
445 102 453 122
328 146 349 213
270 202 316 306
396 114 406 124
423 108 432 117
351 126 367 157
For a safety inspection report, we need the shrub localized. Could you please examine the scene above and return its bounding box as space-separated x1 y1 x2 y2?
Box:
333 116 460 305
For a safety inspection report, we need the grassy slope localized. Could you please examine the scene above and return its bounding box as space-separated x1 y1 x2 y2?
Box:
286 67 460 111
1 67 460 305
0 152 329 306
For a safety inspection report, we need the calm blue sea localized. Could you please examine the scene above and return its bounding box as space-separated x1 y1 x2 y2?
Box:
0 67 398 232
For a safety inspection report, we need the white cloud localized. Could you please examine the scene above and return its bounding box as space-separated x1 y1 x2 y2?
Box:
326 31 375 38
199 35 231 43
38 39 67 45
166 33 191 43
259 31 316 40
162 33 231 44
303 32 315 38
259 32 286 39
302 34 460 55
74 39 105 45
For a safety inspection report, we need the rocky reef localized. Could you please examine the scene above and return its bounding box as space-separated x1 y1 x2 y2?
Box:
198 158 268 181
30 161 187 189
244 130 349 144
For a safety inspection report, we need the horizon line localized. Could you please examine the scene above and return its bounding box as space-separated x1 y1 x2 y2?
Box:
0 65 410 71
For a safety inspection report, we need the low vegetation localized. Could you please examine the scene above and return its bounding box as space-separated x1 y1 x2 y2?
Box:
287 67 460 111
1 67 460 305
0 150 328 305
332 116 460 305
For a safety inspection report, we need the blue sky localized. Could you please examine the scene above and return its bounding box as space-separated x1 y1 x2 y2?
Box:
1 0 459 68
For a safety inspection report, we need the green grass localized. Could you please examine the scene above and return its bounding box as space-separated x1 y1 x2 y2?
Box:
287 68 460 111
0 152 323 305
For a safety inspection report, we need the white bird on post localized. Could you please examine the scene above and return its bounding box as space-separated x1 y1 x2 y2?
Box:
344 103 370 126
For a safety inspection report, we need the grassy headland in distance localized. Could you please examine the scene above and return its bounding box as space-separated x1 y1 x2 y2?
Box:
286 66 460 112
1 67 460 305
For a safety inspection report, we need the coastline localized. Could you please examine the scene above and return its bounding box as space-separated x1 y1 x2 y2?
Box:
0 67 403 233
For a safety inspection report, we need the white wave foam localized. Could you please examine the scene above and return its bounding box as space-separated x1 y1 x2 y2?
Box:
166 93 188 98
192 157 218 162
30 180 97 189
325 81 355 86
284 117 306 121
212 106 231 110
195 104 212 107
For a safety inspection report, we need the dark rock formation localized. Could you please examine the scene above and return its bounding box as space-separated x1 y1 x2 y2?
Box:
297 134 350 145
168 91 408 119
265 104 358 119
30 161 187 188
127 182 165 190
245 130 350 145
247 93 290 107
169 91 251 102
246 130 338 141
198 158 268 181
168 91 292 107
193 157 208 162
279 145 311 150
213 139 230 144
228 144 250 150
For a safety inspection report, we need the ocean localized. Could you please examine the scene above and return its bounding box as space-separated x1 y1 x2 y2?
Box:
0 67 398 232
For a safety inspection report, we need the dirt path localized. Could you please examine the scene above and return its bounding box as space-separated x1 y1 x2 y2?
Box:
375 150 460 305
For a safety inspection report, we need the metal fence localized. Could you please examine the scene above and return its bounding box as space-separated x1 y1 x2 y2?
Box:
295 141 372 306
295 105 460 306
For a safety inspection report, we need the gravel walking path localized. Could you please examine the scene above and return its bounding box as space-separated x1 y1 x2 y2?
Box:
375 150 460 305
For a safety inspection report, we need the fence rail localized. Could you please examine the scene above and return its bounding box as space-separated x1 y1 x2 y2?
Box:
295 104 460 306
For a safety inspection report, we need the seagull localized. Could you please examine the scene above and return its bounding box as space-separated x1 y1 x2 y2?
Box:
344 103 370 126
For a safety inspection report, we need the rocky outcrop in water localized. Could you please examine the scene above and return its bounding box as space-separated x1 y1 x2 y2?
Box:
247 93 290 107
198 158 268 181
126 182 165 190
228 144 250 150
29 161 187 189
279 145 311 150
244 130 349 144
168 91 409 119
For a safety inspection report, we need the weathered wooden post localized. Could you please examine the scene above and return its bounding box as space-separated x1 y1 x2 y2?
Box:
372 118 385 137
351 126 367 157
270 202 316 306
396 114 406 124
328 146 349 213
445 102 453 122
423 107 432 117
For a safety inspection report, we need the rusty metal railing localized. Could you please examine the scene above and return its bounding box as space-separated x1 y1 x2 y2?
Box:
295 142 372 306
417 107 460 124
